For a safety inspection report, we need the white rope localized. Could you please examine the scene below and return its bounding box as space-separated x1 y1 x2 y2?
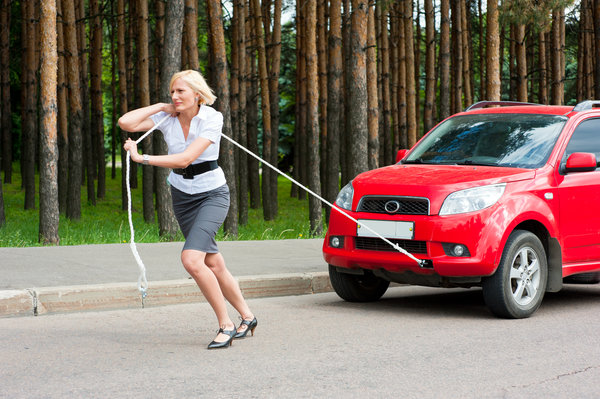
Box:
219 134 424 266
125 114 171 298
126 113 424 299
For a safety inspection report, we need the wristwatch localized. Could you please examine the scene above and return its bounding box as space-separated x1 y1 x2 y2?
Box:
142 154 150 165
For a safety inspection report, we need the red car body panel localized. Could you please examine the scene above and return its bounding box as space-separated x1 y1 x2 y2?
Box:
323 105 600 286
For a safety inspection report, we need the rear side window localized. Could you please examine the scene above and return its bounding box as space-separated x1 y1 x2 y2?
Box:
563 118 600 170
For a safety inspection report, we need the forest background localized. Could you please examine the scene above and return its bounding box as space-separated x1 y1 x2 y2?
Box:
0 0 596 246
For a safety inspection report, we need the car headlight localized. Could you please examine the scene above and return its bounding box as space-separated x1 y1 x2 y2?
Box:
439 183 506 215
335 181 354 210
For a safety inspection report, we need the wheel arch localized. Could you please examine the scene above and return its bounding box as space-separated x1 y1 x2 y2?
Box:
511 220 563 293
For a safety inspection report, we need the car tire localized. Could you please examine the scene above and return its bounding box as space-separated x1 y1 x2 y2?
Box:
328 265 390 302
482 230 548 319
563 272 600 284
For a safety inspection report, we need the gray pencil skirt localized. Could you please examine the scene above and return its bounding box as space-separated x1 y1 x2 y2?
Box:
170 184 230 253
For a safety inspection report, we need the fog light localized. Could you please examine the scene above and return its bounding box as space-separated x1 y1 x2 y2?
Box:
441 243 471 257
453 245 465 256
330 236 344 248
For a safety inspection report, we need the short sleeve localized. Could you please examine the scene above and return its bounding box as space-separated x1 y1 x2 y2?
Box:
200 111 223 143
149 111 169 126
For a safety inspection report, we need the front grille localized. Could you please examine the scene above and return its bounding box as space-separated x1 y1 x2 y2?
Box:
355 237 428 254
357 196 429 215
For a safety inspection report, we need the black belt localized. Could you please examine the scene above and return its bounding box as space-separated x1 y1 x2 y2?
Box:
173 160 219 179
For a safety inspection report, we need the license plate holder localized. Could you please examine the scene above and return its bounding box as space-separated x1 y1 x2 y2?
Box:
357 219 414 240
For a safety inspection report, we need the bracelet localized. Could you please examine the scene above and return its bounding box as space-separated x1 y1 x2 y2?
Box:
142 154 150 165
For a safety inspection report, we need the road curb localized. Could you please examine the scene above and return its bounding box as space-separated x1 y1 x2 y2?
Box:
0 272 332 317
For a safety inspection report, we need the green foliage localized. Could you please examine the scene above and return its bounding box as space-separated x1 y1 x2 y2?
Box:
0 166 325 247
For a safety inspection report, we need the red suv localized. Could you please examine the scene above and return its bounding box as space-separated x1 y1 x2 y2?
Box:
323 101 600 318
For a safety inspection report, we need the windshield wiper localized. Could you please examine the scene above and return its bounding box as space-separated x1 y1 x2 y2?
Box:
402 158 424 164
456 160 499 167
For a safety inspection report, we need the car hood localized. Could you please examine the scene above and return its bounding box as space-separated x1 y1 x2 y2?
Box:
352 164 536 214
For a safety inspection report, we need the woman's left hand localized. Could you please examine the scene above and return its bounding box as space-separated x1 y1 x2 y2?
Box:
124 138 142 163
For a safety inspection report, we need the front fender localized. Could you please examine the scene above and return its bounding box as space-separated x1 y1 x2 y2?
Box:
493 191 558 266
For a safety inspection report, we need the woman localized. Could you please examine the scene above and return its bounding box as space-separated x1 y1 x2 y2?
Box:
120 70 257 349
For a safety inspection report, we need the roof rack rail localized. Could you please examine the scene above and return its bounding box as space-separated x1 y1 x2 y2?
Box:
465 101 542 111
572 100 600 112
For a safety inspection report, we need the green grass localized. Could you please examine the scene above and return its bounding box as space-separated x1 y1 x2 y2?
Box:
0 167 327 247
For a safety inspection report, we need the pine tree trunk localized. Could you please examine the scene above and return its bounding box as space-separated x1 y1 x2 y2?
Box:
538 30 548 104
389 5 399 152
109 2 118 180
461 0 473 107
76 0 96 206
39 0 60 245
478 0 485 100
367 1 378 168
486 0 501 101
247 15 260 209
594 0 600 98
414 0 421 136
404 0 416 147
153 0 184 240
207 0 239 236
424 0 435 133
232 0 248 225
22 0 37 210
305 0 323 235
137 0 154 222
238 0 249 223
395 3 407 149
184 0 199 70
583 0 594 99
90 0 105 199
376 3 393 165
551 8 563 105
268 0 282 217
341 0 351 185
348 0 369 178
450 0 463 114
250 0 274 220
326 0 343 207
317 0 328 193
516 24 527 102
117 0 130 211
297 0 309 197
63 0 83 220
439 0 451 118
57 0 68 213
0 0 11 184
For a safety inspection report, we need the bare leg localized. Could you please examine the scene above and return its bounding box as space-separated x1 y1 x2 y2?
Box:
204 252 255 333
181 249 235 343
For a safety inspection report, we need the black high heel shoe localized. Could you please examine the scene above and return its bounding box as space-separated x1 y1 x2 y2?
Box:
207 327 236 349
234 317 258 339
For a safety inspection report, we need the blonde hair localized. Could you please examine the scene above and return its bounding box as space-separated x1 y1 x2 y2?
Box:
169 70 217 106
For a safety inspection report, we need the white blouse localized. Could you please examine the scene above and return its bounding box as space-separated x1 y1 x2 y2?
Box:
150 105 226 194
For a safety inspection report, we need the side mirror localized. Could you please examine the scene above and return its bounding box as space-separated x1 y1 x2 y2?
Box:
396 149 409 164
565 152 598 173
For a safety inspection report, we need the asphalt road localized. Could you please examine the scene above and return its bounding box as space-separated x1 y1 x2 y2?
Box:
1 285 600 398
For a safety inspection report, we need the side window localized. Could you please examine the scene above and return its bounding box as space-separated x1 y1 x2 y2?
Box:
563 118 600 170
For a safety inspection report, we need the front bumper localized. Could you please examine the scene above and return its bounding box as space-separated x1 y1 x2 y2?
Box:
323 205 503 278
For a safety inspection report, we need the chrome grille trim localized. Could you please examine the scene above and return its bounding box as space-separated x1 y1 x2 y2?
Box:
356 196 430 215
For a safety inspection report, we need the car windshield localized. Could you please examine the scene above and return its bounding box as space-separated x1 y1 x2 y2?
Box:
404 114 567 168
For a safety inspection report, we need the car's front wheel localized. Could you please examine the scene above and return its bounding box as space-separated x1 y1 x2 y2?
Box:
329 265 390 302
482 230 548 319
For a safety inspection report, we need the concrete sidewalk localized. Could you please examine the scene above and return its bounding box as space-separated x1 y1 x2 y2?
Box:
0 239 331 317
